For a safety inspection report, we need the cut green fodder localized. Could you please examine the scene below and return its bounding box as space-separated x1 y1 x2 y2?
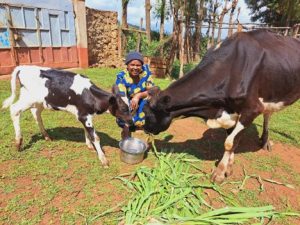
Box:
111 149 300 224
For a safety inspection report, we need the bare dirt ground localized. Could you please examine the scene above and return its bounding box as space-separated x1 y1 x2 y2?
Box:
1 117 300 224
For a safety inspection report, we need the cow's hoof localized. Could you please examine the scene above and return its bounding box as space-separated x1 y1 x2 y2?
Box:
211 168 225 184
225 165 233 177
262 140 272 151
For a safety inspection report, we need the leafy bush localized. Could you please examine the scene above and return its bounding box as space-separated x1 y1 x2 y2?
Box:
170 59 197 79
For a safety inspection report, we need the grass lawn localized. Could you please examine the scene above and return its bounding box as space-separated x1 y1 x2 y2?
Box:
0 67 299 224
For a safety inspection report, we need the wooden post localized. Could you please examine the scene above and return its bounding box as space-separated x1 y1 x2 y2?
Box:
118 27 122 58
178 7 185 78
136 18 143 52
35 9 44 64
284 28 289 36
293 24 299 38
145 0 151 42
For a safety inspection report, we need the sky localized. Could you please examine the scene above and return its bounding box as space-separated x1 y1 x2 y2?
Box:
86 0 252 38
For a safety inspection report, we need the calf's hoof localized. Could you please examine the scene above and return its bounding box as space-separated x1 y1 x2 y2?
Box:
101 159 109 168
45 136 52 141
15 138 23 151
87 144 94 150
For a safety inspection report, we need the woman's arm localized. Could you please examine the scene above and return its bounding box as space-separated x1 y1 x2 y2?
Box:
130 90 149 110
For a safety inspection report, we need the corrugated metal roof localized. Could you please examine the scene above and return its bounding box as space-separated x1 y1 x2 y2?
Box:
0 0 73 12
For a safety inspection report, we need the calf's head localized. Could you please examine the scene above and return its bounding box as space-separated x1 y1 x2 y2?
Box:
109 85 134 126
143 86 173 135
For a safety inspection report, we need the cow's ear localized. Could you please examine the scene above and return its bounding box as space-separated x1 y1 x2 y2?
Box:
109 96 117 105
112 85 120 95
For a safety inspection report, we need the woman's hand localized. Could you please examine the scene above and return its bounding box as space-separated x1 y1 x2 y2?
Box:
130 96 140 110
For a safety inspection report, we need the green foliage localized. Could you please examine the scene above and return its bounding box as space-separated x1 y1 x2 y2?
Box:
170 59 197 79
200 35 209 58
245 0 300 26
141 40 162 57
124 28 162 57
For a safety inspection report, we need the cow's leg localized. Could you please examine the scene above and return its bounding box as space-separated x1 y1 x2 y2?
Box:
212 110 260 183
78 115 109 167
84 129 94 149
261 113 272 151
212 121 244 183
9 88 33 150
30 106 52 141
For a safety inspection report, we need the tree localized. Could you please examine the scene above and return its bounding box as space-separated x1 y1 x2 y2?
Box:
211 0 220 46
165 0 180 75
145 0 152 42
153 0 168 42
122 0 130 28
245 0 300 27
228 0 238 37
193 0 206 62
217 0 230 43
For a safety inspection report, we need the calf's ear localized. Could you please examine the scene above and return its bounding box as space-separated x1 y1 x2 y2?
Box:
109 96 117 105
112 85 120 95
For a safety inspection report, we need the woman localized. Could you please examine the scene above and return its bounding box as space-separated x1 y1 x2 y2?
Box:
115 51 155 139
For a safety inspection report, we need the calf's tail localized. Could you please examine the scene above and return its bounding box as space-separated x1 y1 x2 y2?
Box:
2 67 20 109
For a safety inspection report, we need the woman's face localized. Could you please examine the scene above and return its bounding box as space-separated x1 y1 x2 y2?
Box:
127 60 143 77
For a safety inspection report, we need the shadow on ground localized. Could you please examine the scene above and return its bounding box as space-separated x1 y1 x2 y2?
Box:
22 126 119 150
153 124 263 161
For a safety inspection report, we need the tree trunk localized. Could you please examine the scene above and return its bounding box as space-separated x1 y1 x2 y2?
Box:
179 1 186 78
122 0 129 28
145 0 151 42
211 1 218 47
159 0 166 42
217 0 229 43
121 0 129 56
194 0 204 62
165 0 180 76
136 18 143 51
184 13 190 64
227 0 238 37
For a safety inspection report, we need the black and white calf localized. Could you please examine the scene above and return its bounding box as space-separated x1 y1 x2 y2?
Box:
2 66 133 167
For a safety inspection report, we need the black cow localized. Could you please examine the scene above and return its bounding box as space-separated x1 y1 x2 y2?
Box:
143 30 300 182
2 66 133 167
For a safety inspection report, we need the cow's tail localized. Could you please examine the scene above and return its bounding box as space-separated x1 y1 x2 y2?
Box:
2 67 21 109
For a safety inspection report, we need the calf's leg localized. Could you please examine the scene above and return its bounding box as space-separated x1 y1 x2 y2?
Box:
79 115 109 167
9 88 34 150
84 129 94 149
30 106 52 141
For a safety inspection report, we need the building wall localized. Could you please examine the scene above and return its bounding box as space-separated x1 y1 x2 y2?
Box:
0 0 88 75
86 8 122 68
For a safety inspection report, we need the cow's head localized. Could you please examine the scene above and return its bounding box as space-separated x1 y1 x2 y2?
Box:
109 85 134 126
143 86 173 135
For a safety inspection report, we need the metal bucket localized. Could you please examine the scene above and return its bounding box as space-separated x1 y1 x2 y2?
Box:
119 137 147 164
